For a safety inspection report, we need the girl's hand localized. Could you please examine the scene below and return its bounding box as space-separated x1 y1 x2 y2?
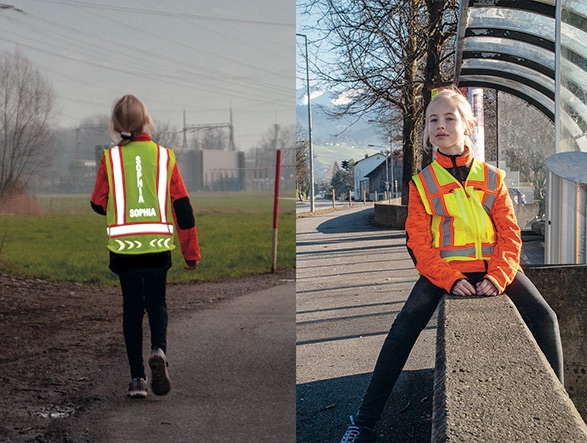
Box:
184 260 199 271
451 279 477 296
476 278 499 296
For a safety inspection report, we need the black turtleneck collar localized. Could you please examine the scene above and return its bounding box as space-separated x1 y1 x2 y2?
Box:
436 147 473 184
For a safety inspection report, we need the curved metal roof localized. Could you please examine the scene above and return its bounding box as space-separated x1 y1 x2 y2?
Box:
454 0 587 150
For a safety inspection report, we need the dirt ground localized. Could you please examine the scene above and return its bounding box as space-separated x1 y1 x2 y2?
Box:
0 269 295 443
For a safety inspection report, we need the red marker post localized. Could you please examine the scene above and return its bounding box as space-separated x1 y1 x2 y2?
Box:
271 149 282 273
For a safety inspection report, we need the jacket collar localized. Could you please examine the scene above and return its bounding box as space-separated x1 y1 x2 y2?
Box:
132 133 152 142
435 147 473 168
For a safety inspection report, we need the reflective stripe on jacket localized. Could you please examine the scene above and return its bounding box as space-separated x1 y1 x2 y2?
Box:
412 159 499 262
104 141 176 254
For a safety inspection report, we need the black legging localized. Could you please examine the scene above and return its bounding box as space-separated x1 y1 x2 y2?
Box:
355 271 564 429
118 268 169 379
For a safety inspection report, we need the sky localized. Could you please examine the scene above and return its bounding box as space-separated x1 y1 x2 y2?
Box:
295 3 348 107
0 0 295 150
296 1 323 98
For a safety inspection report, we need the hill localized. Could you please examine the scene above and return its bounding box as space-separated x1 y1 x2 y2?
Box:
296 89 383 148
312 143 380 184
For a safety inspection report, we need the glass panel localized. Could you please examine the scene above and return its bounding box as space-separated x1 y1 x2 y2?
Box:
464 37 554 70
469 8 554 41
560 0 587 152
562 23 587 60
496 92 555 236
564 0 587 21
459 73 554 113
462 58 554 91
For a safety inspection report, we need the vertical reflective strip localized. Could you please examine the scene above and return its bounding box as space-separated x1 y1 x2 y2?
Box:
484 193 496 212
158 147 169 224
421 168 438 195
110 147 126 226
441 219 452 247
432 196 449 216
486 166 497 190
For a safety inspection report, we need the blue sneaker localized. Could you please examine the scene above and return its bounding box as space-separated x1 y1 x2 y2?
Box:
340 416 377 443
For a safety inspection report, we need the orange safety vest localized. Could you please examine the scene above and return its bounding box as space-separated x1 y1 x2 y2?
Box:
412 159 502 262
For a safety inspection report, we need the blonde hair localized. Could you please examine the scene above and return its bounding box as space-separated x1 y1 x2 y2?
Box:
109 94 154 143
424 87 476 150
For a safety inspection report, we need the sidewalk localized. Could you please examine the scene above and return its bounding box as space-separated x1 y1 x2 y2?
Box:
296 206 435 443
72 280 296 443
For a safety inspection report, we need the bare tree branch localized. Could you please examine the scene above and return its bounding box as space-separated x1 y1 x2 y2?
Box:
298 0 458 201
0 50 56 196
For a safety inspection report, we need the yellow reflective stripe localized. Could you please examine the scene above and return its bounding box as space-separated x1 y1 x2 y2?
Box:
107 223 174 237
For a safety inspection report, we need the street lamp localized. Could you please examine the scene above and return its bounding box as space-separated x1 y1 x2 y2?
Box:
296 33 315 212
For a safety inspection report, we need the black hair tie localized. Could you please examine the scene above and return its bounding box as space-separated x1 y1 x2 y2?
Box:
120 132 132 141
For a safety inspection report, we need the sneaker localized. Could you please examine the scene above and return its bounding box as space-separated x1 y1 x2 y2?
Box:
148 348 171 396
127 377 147 398
339 416 377 443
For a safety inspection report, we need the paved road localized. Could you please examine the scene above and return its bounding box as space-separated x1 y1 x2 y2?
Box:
296 198 351 213
75 280 296 443
296 206 436 443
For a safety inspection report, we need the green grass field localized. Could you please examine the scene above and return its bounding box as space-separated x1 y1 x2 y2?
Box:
0 192 295 286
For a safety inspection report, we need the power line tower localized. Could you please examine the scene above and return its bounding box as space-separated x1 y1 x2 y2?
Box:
182 108 235 151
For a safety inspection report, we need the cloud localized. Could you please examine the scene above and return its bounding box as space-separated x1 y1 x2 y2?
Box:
331 89 362 106
301 90 325 105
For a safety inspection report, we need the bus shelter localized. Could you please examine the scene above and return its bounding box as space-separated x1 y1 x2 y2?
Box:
454 0 587 264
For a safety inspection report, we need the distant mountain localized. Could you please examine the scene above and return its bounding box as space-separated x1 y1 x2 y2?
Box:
296 89 382 147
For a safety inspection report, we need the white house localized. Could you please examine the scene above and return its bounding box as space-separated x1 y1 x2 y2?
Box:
352 153 386 200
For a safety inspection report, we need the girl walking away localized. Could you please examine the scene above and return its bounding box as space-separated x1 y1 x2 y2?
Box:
339 88 563 443
91 94 201 398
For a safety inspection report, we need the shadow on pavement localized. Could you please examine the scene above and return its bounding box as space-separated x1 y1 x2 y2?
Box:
296 369 433 443
316 208 383 234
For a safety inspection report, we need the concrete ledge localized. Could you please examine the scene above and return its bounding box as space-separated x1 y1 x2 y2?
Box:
432 294 587 442
524 265 587 420
373 201 407 229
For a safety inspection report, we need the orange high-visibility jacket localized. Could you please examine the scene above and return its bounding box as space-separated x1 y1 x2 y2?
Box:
91 134 201 263
406 148 521 294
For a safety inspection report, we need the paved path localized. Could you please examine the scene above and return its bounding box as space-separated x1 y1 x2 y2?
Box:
296 206 436 443
76 281 296 443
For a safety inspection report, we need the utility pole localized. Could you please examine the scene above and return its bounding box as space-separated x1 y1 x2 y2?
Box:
296 33 315 212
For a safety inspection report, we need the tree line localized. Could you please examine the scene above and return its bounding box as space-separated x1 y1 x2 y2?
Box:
0 50 294 199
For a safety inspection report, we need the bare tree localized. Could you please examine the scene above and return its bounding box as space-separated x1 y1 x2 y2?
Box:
299 0 458 202
152 120 181 149
499 93 555 212
296 124 310 199
246 124 297 192
330 160 353 198
0 50 56 197
192 128 228 150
